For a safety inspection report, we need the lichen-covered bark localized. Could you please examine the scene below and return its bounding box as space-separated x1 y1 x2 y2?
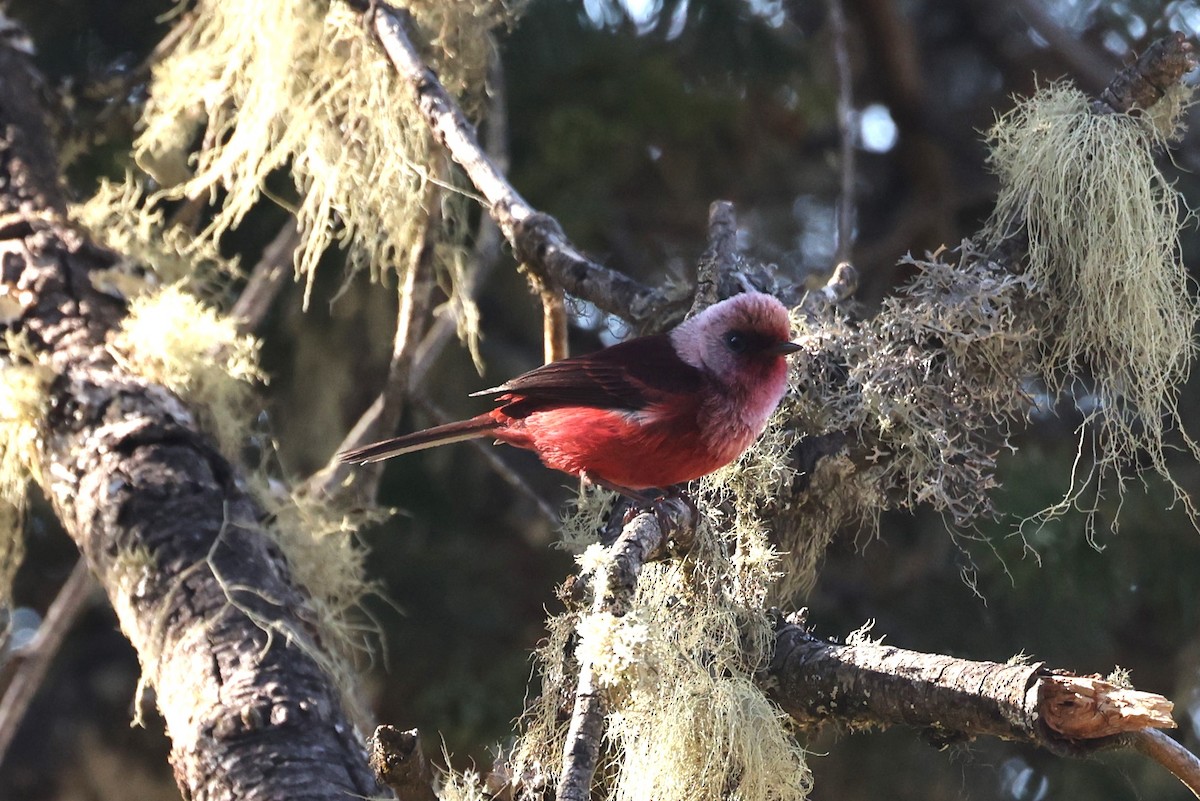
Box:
0 46 385 801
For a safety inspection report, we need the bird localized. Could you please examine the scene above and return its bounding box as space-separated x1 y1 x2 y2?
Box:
337 291 801 498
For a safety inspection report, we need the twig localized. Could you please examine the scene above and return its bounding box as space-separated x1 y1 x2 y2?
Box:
0 559 94 767
306 191 439 501
411 394 560 527
828 0 856 267
688 201 741 316
230 219 300 335
556 498 696 801
1129 729 1200 799
370 2 680 328
368 725 440 801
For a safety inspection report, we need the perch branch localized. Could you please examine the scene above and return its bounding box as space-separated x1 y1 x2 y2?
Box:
557 497 697 801
0 559 94 767
371 2 681 328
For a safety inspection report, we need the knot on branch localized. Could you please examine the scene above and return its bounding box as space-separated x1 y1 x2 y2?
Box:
512 211 567 268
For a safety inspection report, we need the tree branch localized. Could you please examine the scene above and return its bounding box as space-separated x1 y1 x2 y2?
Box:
231 219 300 336
0 559 94 767
768 620 1183 762
370 2 683 329
0 44 383 801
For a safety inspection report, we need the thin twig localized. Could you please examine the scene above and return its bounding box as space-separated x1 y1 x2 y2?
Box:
306 190 439 501
231 219 300 335
0 559 94 767
828 0 856 267
412 394 560 527
1129 729 1200 799
370 3 680 327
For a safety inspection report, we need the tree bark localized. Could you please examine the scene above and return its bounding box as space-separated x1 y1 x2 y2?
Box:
0 45 385 801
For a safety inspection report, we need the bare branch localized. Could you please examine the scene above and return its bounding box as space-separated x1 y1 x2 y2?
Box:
769 620 1173 751
828 0 856 267
307 191 439 502
1129 729 1200 799
231 219 300 336
0 560 94 767
412 394 561 527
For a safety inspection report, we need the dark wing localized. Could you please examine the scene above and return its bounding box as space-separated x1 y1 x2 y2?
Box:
474 333 706 418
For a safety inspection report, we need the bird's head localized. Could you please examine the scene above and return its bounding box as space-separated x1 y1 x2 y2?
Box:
670 292 800 390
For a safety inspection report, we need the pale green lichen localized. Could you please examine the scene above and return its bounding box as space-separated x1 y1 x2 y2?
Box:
112 285 263 455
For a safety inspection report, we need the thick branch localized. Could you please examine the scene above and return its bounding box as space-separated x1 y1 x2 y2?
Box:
0 45 383 801
370 3 680 328
768 622 1174 753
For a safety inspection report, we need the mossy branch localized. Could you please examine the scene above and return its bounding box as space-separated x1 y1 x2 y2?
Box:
557 498 698 801
0 42 383 801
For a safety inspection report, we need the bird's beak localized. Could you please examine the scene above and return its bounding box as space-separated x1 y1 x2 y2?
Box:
772 341 803 355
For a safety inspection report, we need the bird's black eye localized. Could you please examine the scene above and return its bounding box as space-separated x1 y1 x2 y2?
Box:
724 331 749 353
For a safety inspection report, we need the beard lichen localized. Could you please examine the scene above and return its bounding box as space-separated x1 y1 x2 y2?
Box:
131 0 517 356
985 82 1200 524
0 335 53 617
112 285 263 456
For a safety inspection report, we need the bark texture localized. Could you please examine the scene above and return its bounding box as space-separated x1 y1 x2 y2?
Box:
0 46 384 801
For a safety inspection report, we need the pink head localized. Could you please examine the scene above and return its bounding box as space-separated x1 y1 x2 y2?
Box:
669 292 799 433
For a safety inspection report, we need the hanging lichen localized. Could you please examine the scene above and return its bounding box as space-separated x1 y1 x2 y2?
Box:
127 0 518 347
984 82 1199 522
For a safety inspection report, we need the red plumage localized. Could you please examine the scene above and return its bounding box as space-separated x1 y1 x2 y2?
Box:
338 292 800 495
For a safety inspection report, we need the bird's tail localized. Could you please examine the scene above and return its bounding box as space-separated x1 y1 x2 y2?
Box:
336 414 499 464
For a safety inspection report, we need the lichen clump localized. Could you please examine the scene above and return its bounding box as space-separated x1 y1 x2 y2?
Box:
112 286 262 454
132 0 514 357
0 340 52 613
985 82 1199 499
514 493 811 801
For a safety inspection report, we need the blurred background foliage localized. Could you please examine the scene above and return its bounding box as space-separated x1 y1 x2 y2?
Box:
2 0 1200 799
